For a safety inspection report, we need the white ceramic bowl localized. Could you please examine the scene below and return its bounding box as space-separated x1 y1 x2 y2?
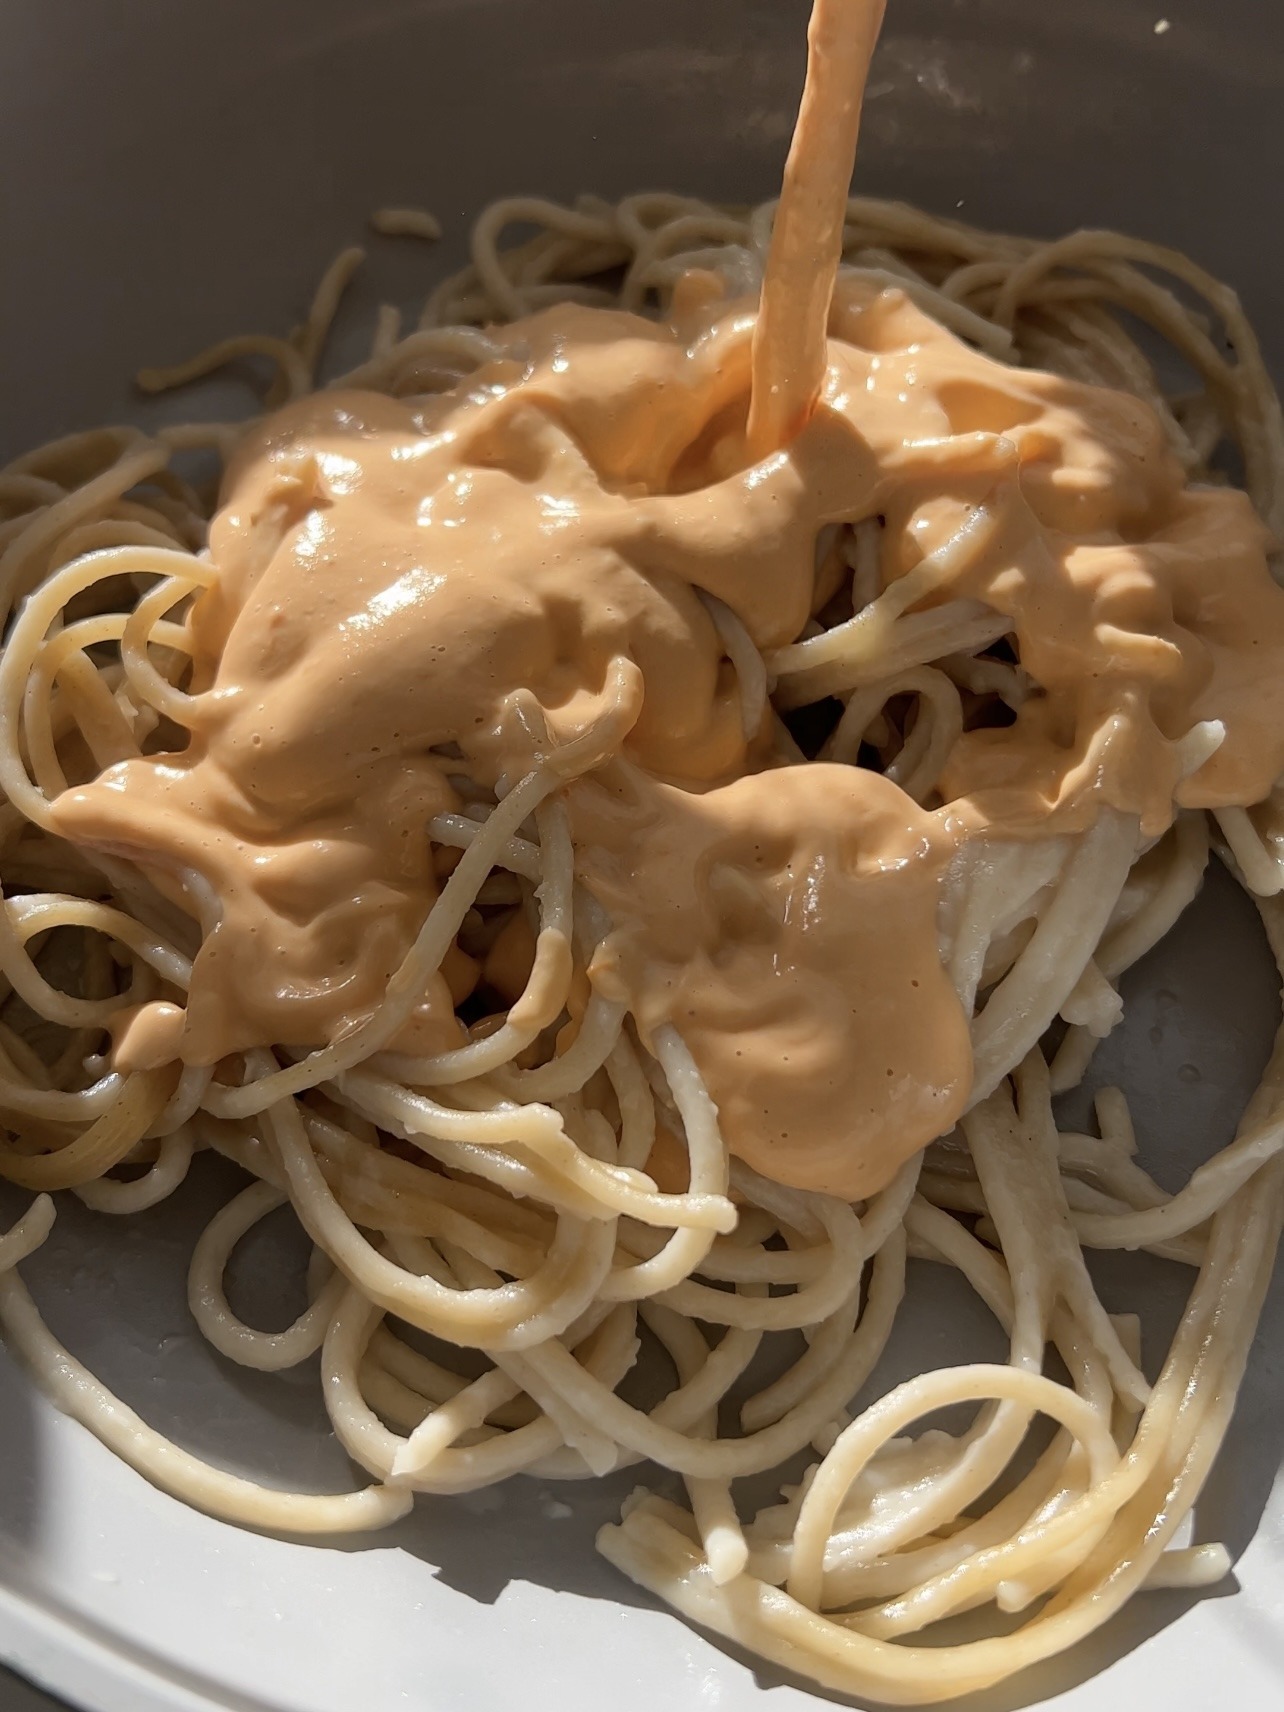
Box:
2 3 1283 1709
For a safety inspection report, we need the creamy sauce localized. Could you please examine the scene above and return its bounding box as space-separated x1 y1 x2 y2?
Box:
830 289 1284 834
573 761 971 1198
48 275 1284 1198
747 0 887 457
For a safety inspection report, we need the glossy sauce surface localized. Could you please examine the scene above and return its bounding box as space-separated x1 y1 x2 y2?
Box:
51 281 1284 1197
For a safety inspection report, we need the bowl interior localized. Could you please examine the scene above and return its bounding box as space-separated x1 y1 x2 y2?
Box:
1 4 1283 1711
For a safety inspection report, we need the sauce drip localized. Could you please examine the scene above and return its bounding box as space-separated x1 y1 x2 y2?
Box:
49 279 1284 1197
748 0 887 457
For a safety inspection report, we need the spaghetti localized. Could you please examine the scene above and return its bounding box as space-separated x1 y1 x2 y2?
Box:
0 0 1283 1702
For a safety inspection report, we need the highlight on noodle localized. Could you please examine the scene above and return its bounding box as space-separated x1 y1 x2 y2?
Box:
1 0 1284 1701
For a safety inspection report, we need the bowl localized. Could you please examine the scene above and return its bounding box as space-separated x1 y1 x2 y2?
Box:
1 3 1283 1709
